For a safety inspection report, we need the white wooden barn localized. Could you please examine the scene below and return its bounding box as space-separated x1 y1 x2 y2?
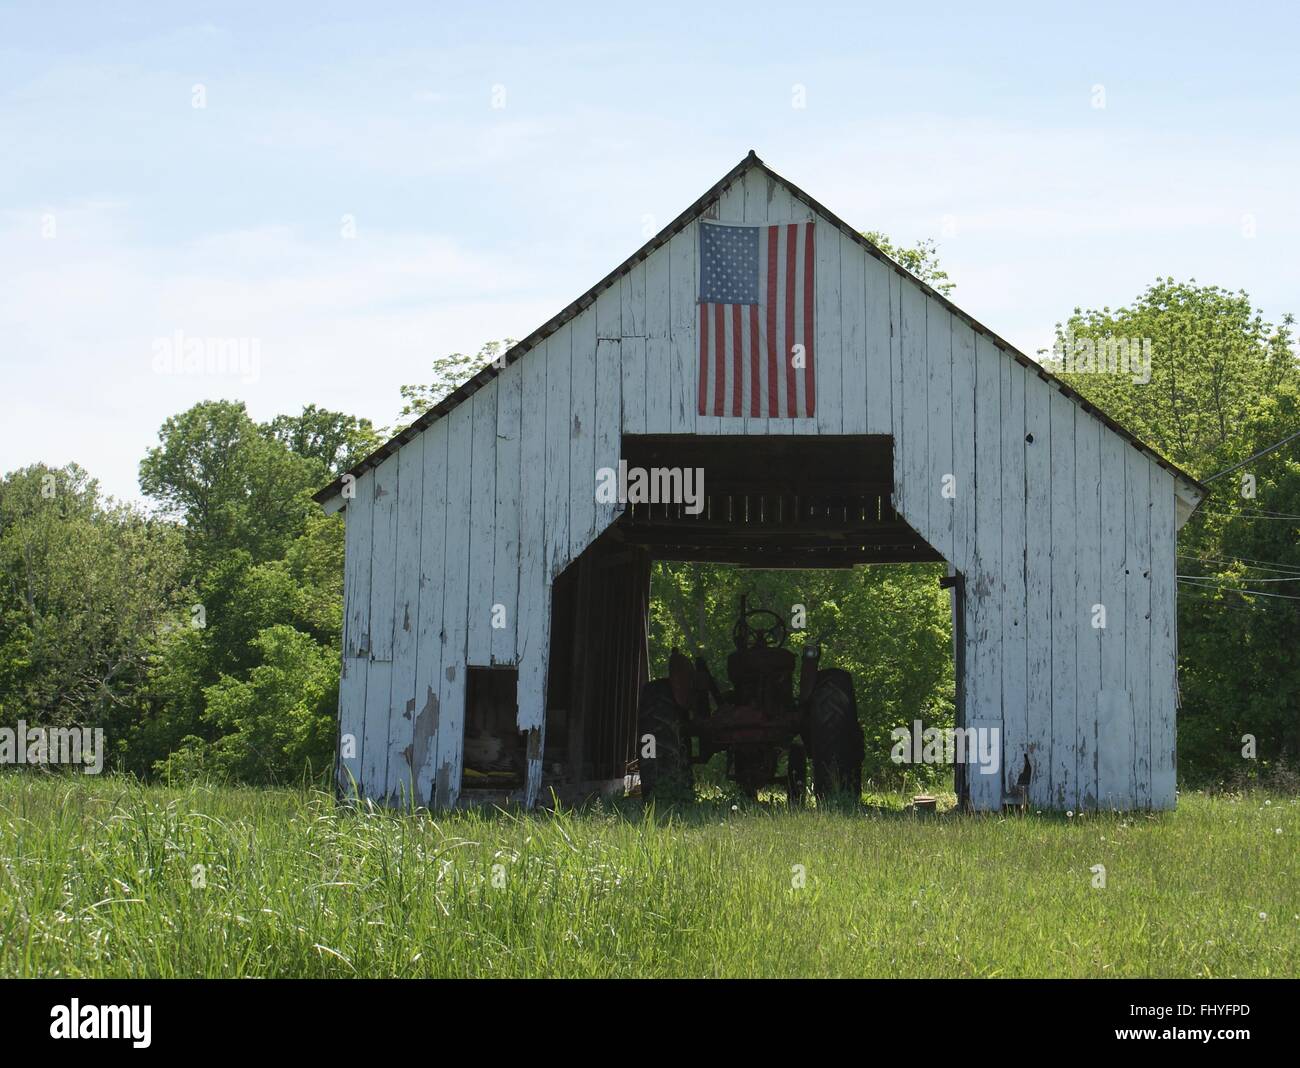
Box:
314 151 1206 813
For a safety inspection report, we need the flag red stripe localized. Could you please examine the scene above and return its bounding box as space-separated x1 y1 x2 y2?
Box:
766 225 779 416
749 303 761 418
804 222 815 416
697 303 708 416
731 303 743 416
785 223 798 417
713 303 725 417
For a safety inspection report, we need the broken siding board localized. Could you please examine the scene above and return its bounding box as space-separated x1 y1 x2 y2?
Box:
668 225 697 435
1049 389 1078 809
814 211 842 436
1124 445 1152 807
1098 429 1133 808
569 312 598 561
493 361 523 665
925 298 954 563
466 380 499 665
385 433 426 804
1149 465 1177 809
839 232 867 435
1074 411 1102 811
1023 371 1053 805
519 339 550 806
621 260 647 338
436 401 474 808
863 255 892 436
544 331 572 579
968 335 1004 811
594 338 622 534
999 357 1028 802
414 421 450 808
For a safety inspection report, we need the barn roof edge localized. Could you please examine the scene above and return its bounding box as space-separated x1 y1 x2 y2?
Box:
313 152 1209 505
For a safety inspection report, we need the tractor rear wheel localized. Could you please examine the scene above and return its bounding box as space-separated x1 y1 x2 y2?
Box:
637 680 692 802
808 669 864 801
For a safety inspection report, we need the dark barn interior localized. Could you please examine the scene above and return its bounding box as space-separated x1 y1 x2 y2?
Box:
526 435 947 800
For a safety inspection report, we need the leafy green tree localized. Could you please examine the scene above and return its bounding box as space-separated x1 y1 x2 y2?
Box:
0 464 186 756
398 339 516 421
862 232 955 295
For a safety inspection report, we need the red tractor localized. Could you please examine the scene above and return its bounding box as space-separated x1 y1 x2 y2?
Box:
637 596 864 803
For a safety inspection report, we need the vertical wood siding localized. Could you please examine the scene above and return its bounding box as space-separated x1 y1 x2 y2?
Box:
333 168 1184 812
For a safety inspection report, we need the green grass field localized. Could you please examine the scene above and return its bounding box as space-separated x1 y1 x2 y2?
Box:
1 774 1296 978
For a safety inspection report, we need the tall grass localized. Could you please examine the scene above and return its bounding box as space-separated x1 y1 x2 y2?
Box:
0 774 1295 977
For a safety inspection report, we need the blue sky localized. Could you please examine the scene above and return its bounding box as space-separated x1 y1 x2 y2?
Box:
3 0 1297 503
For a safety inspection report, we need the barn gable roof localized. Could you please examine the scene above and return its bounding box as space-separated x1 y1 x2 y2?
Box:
313 151 1208 507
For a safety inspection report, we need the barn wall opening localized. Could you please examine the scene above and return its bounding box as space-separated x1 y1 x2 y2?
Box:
539 434 961 805
461 666 527 797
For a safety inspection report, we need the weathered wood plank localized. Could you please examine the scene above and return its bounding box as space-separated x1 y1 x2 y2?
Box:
596 281 621 340
899 281 928 530
385 431 426 804
1074 410 1102 810
814 213 842 435
950 322 976 574
1125 446 1152 807
926 297 954 562
621 335 647 435
594 338 622 534
413 421 449 808
864 255 892 437
361 453 399 798
435 402 474 808
644 335 671 435
343 470 374 659
1048 389 1077 808
569 313 597 561
1023 371 1053 805
621 260 646 338
493 361 522 666
1098 428 1132 808
968 335 1004 811
519 336 551 805
999 357 1027 803
544 330 572 579
1149 465 1177 809
466 380 499 664
668 225 697 434
888 270 904 507
337 657 367 796
839 232 867 435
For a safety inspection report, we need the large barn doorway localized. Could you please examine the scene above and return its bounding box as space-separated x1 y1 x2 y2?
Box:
537 435 959 804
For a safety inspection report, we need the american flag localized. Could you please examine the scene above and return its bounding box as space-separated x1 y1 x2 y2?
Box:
697 219 816 418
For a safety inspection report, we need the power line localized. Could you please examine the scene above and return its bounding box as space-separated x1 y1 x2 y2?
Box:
1177 578 1300 600
1178 572 1300 583
1178 552 1300 574
1200 509 1300 523
1201 427 1300 484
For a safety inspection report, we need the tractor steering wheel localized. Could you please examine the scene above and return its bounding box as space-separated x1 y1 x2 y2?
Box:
734 608 787 650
